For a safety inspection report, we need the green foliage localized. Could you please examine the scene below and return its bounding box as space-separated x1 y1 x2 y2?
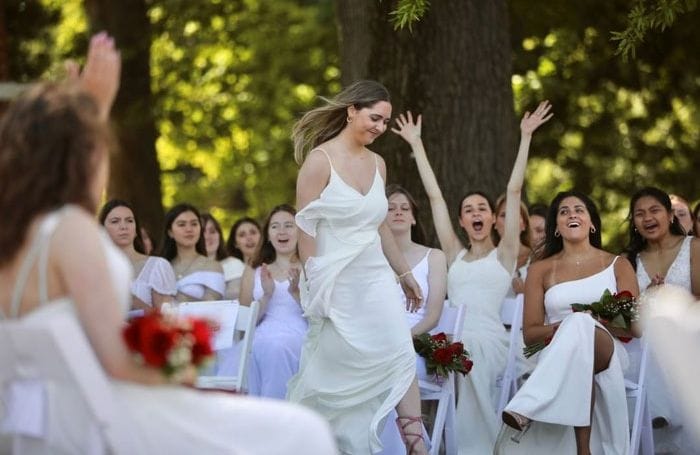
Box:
387 0 430 31
612 0 698 60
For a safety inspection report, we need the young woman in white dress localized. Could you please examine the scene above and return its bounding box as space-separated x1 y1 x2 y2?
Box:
100 199 176 310
160 204 225 302
498 191 640 455
379 184 447 454
289 80 428 455
625 186 700 453
237 204 307 399
202 213 244 299
0 33 336 454
226 217 262 265
392 104 552 454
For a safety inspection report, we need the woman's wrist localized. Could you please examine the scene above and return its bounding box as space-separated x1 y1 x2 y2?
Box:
397 270 413 280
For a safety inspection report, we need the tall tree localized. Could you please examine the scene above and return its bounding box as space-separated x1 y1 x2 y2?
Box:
84 0 164 243
336 0 517 244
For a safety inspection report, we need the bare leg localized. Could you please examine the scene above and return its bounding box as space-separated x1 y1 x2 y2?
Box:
574 327 614 455
395 377 428 455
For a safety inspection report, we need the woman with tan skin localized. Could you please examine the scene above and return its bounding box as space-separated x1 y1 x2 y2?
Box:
494 196 532 295
100 199 176 310
160 204 225 302
498 192 640 455
393 103 552 454
670 194 694 235
202 213 242 299
625 187 700 453
0 33 336 454
227 217 262 265
288 80 427 455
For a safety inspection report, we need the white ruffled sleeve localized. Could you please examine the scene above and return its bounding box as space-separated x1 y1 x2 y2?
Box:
145 257 177 296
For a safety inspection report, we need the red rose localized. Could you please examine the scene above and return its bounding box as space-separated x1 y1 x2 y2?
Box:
139 317 177 368
190 319 214 364
432 347 453 365
461 358 473 373
617 336 633 343
123 318 144 351
431 332 448 344
614 290 633 300
448 342 464 356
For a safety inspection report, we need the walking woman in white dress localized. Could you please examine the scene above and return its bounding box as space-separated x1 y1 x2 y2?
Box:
100 199 177 310
625 186 700 453
498 191 640 455
238 204 307 399
288 80 428 454
392 104 552 454
160 203 226 302
0 33 336 454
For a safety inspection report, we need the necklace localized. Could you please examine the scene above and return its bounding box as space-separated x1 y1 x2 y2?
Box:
567 251 597 267
175 256 199 279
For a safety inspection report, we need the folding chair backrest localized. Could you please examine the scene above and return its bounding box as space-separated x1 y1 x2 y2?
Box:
430 300 466 342
0 311 140 454
497 294 524 415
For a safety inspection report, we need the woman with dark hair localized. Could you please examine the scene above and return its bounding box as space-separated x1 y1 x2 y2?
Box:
394 104 552 453
625 187 700 453
230 204 307 399
528 203 548 251
202 213 244 299
100 199 176 310
160 204 225 302
494 195 532 295
670 194 694 236
0 34 336 454
226 217 262 264
694 202 700 240
497 191 639 454
289 80 427 454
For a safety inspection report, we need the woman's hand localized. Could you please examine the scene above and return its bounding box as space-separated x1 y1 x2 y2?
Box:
260 263 275 298
400 273 424 312
288 267 301 301
649 274 665 287
72 32 121 122
520 101 553 137
391 111 422 146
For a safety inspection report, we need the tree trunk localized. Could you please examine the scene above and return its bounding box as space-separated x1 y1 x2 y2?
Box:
84 0 164 246
335 0 516 246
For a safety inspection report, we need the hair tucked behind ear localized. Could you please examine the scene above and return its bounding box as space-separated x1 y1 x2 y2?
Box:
292 80 390 165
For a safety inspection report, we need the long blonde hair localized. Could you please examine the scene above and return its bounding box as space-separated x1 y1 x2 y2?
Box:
292 80 390 164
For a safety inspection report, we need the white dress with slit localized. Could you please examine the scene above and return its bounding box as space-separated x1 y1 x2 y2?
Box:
288 151 416 454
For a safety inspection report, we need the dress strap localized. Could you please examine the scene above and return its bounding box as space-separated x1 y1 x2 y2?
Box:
456 249 467 261
5 209 64 319
313 147 335 171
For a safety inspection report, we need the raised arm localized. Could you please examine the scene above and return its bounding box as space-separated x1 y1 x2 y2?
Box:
295 150 330 264
497 101 553 273
74 32 121 122
392 113 463 263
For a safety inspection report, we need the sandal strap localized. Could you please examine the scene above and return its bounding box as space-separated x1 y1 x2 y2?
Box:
395 416 425 454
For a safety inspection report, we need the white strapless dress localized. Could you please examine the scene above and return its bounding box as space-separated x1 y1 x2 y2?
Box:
0 207 336 455
498 258 630 454
288 153 416 454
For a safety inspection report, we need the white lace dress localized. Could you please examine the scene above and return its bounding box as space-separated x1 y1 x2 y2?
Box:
635 236 699 453
497 258 630 454
288 151 416 454
0 207 337 455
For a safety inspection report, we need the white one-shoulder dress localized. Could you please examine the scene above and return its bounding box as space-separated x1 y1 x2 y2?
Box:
498 258 630 454
288 151 416 454
0 207 337 455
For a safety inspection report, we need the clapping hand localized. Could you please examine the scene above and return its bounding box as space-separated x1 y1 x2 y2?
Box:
650 274 665 287
400 273 423 313
66 32 121 122
288 267 301 301
260 263 275 298
520 101 553 137
391 111 422 146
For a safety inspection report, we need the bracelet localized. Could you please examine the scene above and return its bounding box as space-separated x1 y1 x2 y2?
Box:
397 271 412 279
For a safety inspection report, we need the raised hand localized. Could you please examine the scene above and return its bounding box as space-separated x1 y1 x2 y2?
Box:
520 101 553 137
391 111 422 146
260 263 275 298
78 32 121 122
400 273 423 313
288 267 301 301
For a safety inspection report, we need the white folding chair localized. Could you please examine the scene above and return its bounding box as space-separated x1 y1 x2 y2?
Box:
419 301 466 455
496 294 524 415
0 311 141 454
626 339 654 455
173 300 259 393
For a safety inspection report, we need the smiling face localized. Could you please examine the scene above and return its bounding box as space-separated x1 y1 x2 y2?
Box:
103 205 136 249
235 222 262 261
268 211 298 255
633 195 673 241
458 194 495 241
555 196 593 242
387 192 416 235
346 101 392 146
169 210 201 249
203 219 220 256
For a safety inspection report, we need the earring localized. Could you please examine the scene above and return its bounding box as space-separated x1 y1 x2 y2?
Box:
346 116 353 123
554 229 560 238
590 226 597 234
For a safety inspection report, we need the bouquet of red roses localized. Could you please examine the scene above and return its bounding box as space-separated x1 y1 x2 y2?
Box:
123 311 214 382
571 289 639 343
413 332 473 379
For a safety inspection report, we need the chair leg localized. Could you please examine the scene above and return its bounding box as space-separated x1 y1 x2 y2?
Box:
431 394 448 455
443 394 457 455
640 397 655 455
